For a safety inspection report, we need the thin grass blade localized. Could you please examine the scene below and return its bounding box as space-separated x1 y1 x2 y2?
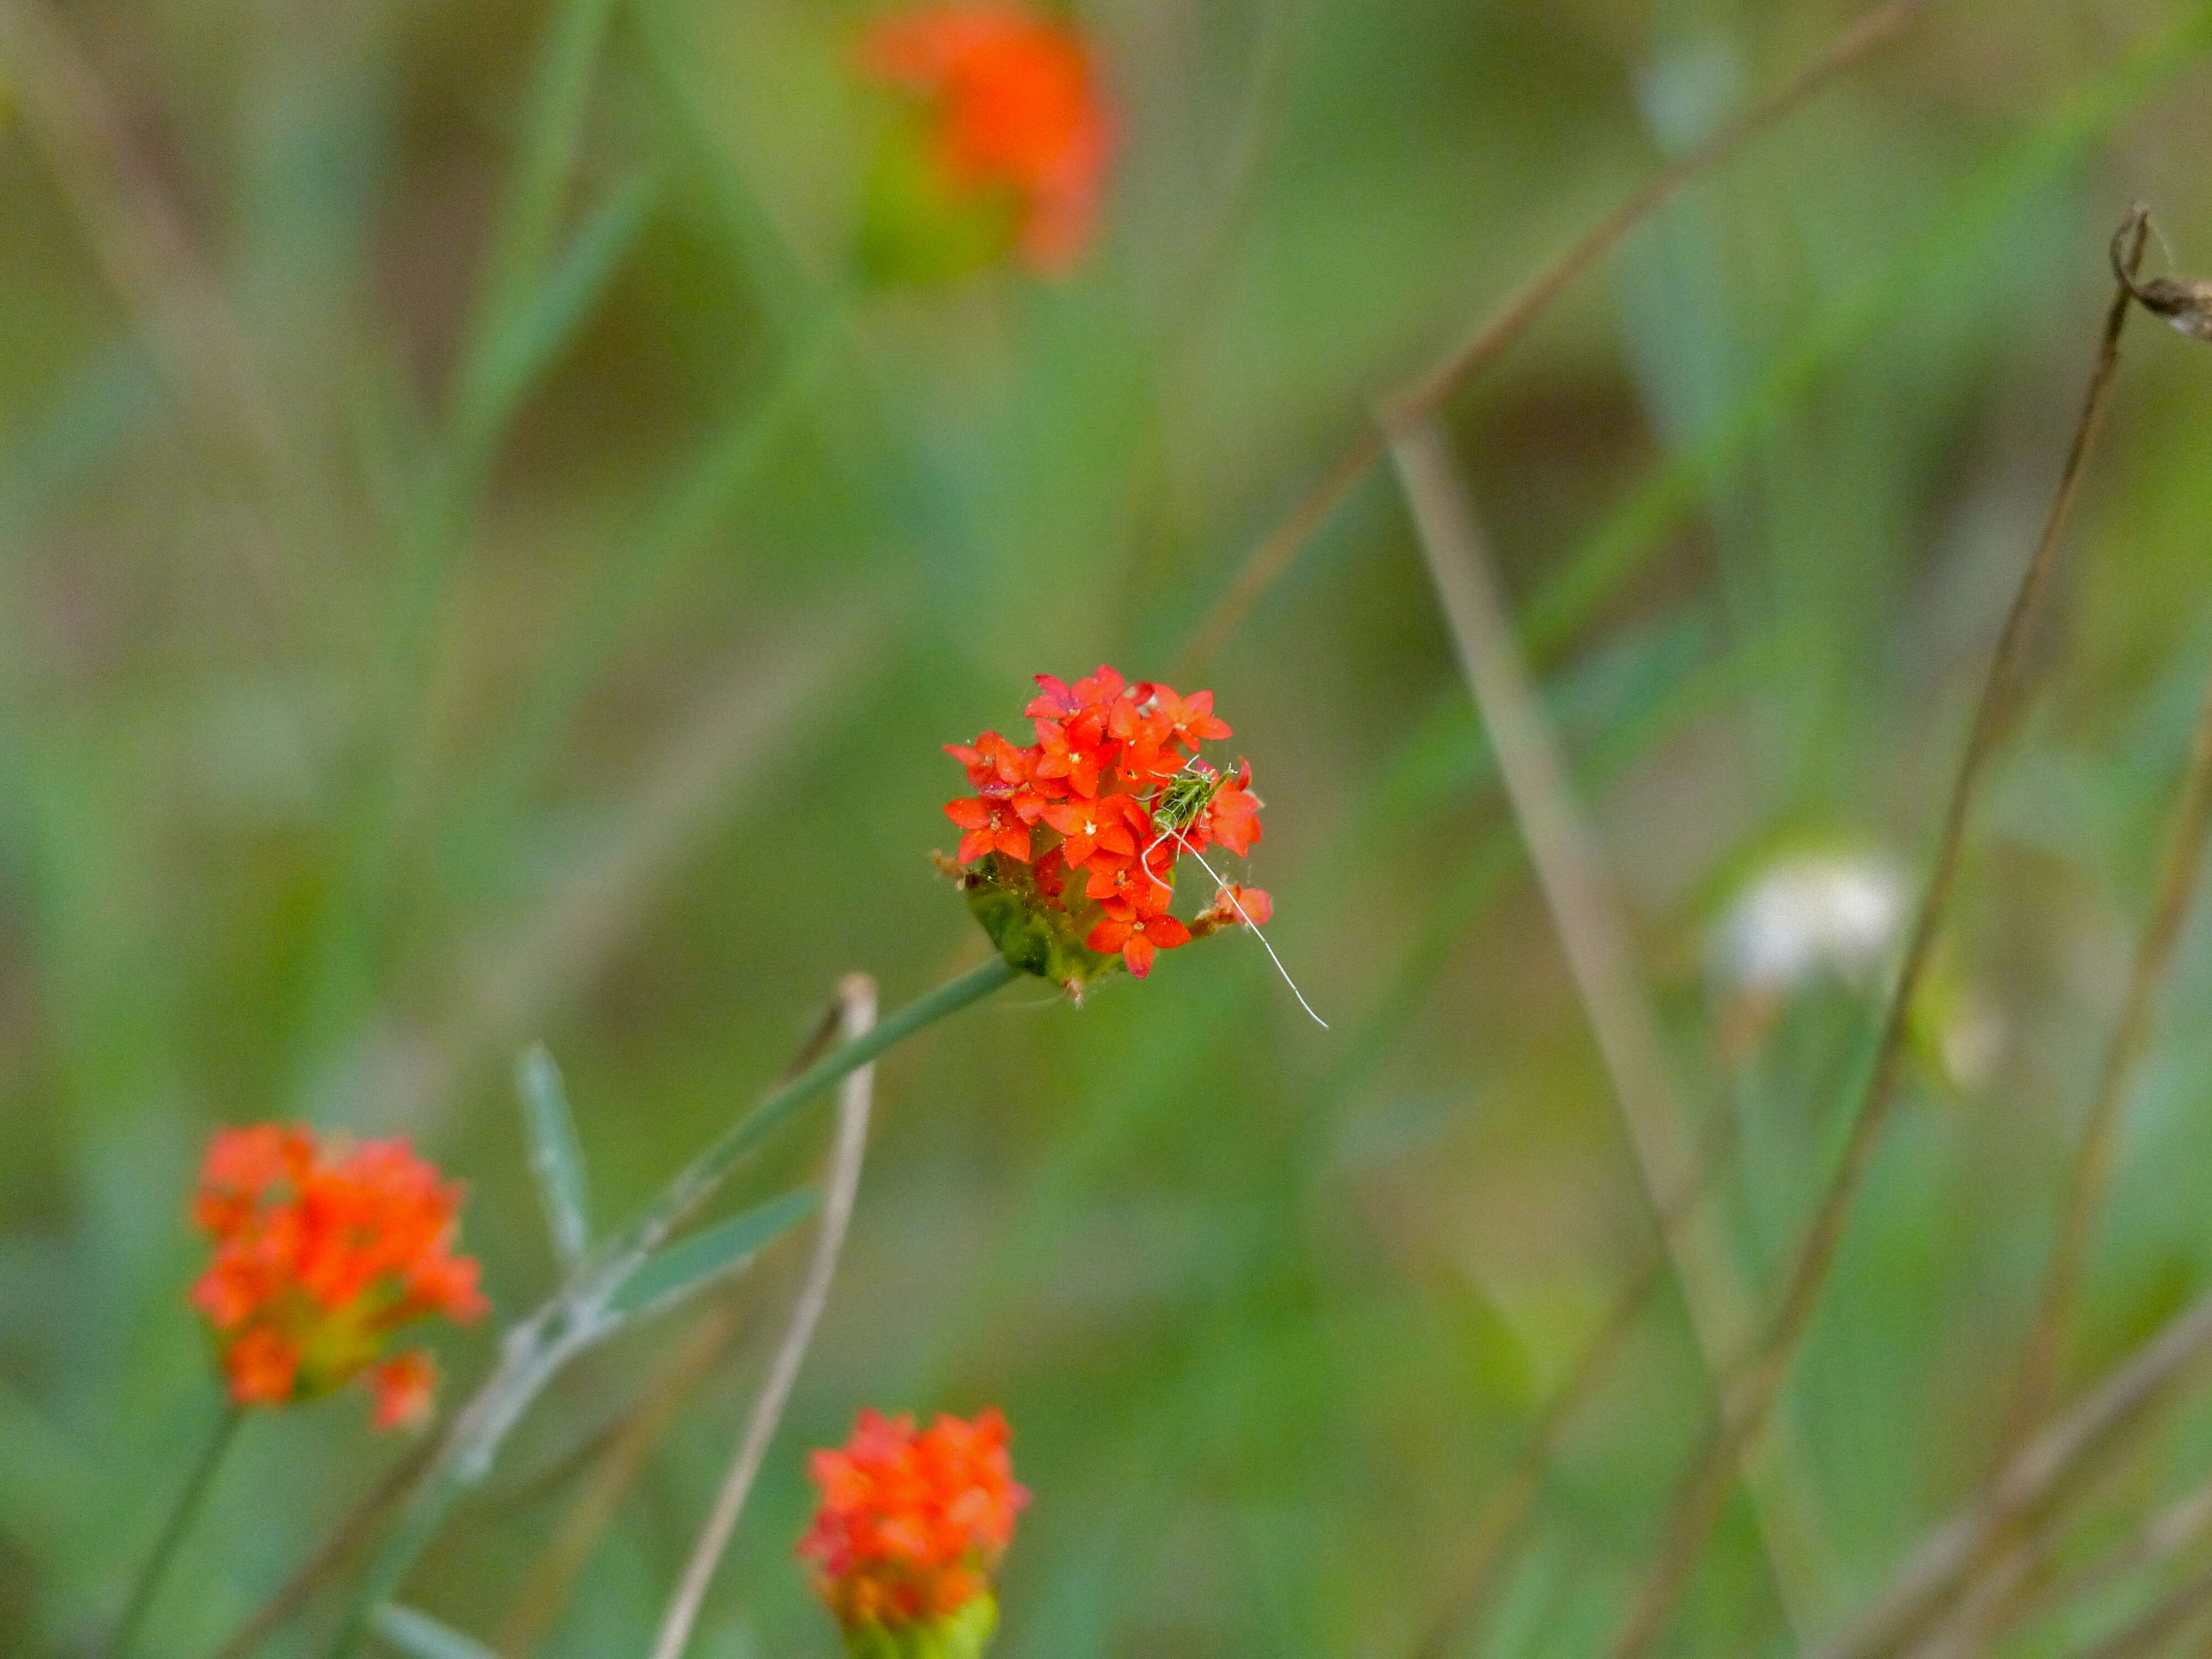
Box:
371 1605 499 1659
516 1045 592 1271
455 173 660 461
607 1188 820 1324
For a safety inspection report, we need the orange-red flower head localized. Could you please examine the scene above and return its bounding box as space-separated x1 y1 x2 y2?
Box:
799 1407 1029 1641
188 1124 486 1429
942 666 1271 986
860 6 1112 275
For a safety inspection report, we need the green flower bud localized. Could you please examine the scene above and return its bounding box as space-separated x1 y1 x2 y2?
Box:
844 1595 998 1659
964 855 1119 993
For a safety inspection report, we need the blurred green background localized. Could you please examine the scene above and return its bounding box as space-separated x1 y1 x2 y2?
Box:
7 0 2212 1654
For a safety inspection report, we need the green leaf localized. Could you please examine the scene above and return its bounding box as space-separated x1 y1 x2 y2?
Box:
608 1187 818 1321
456 171 659 453
516 1045 591 1269
504 171 659 390
372 1604 499 1659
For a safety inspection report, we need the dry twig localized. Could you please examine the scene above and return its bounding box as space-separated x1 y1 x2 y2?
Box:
2070 1561 2212 1659
491 1306 746 1656
1908 544 2212 1659
1807 1282 2212 1659
0 0 281 472
1390 419 1829 1636
205 1439 439 1659
1604 205 2152 1659
646 975 879 1659
1406 1112 1741 1659
1175 0 1933 680
2008 444 2212 1441
2019 1474 2212 1636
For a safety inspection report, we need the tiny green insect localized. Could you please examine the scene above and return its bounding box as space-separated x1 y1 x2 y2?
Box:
1149 760 1224 840
1141 757 1329 1029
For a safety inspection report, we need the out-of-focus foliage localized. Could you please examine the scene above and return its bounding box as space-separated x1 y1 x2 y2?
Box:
4 0 2212 1655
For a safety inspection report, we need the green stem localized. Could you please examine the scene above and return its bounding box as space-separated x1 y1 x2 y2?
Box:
321 956 1019 1659
447 0 620 474
615 956 1020 1262
283 0 620 1111
107 1405 243 1659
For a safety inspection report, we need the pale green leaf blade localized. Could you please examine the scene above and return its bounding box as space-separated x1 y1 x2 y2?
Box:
457 171 659 453
373 1604 499 1659
516 1044 591 1269
607 1187 817 1323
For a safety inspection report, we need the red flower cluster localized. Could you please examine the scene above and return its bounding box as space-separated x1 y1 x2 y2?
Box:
189 1124 487 1430
861 5 1112 273
945 665 1269 978
799 1407 1029 1634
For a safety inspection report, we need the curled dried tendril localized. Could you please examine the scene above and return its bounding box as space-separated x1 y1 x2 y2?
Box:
2112 205 2212 343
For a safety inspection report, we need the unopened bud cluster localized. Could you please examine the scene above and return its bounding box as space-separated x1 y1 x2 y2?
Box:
800 1408 1029 1658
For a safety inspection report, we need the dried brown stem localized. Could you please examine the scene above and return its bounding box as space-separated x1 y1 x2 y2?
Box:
1825 211 2161 1659
646 974 879 1659
2110 213 2212 345
2021 1474 2212 1634
1407 1110 1740 1659
1391 419 1828 1636
1804 1284 2212 1659
1174 0 1933 681
1905 1458 2212 1659
204 1437 439 1659
2008 294 2212 1449
486 988 853 1651
1898 562 2212 1659
1604 206 2150 1659
2070 1561 2212 1659
0 0 281 472
492 1305 747 1656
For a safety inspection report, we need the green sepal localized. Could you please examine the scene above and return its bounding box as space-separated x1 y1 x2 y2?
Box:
858 118 1021 287
844 1595 998 1659
964 855 1120 991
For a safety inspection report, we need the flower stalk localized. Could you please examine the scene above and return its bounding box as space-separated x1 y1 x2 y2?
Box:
648 975 882 1659
320 956 1018 1659
105 1405 242 1659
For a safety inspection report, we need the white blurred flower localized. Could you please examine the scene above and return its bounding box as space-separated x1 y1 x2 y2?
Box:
1939 989 2007 1092
1710 851 1907 995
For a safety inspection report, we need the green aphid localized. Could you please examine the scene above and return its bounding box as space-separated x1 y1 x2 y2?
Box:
1149 760 1225 842
1143 758 1332 1030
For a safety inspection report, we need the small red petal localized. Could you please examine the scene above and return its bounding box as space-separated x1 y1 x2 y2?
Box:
1226 885 1274 926
368 1350 437 1431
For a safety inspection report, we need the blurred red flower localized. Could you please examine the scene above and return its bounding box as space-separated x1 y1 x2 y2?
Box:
862 5 1112 273
799 1407 1029 1634
189 1124 486 1429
